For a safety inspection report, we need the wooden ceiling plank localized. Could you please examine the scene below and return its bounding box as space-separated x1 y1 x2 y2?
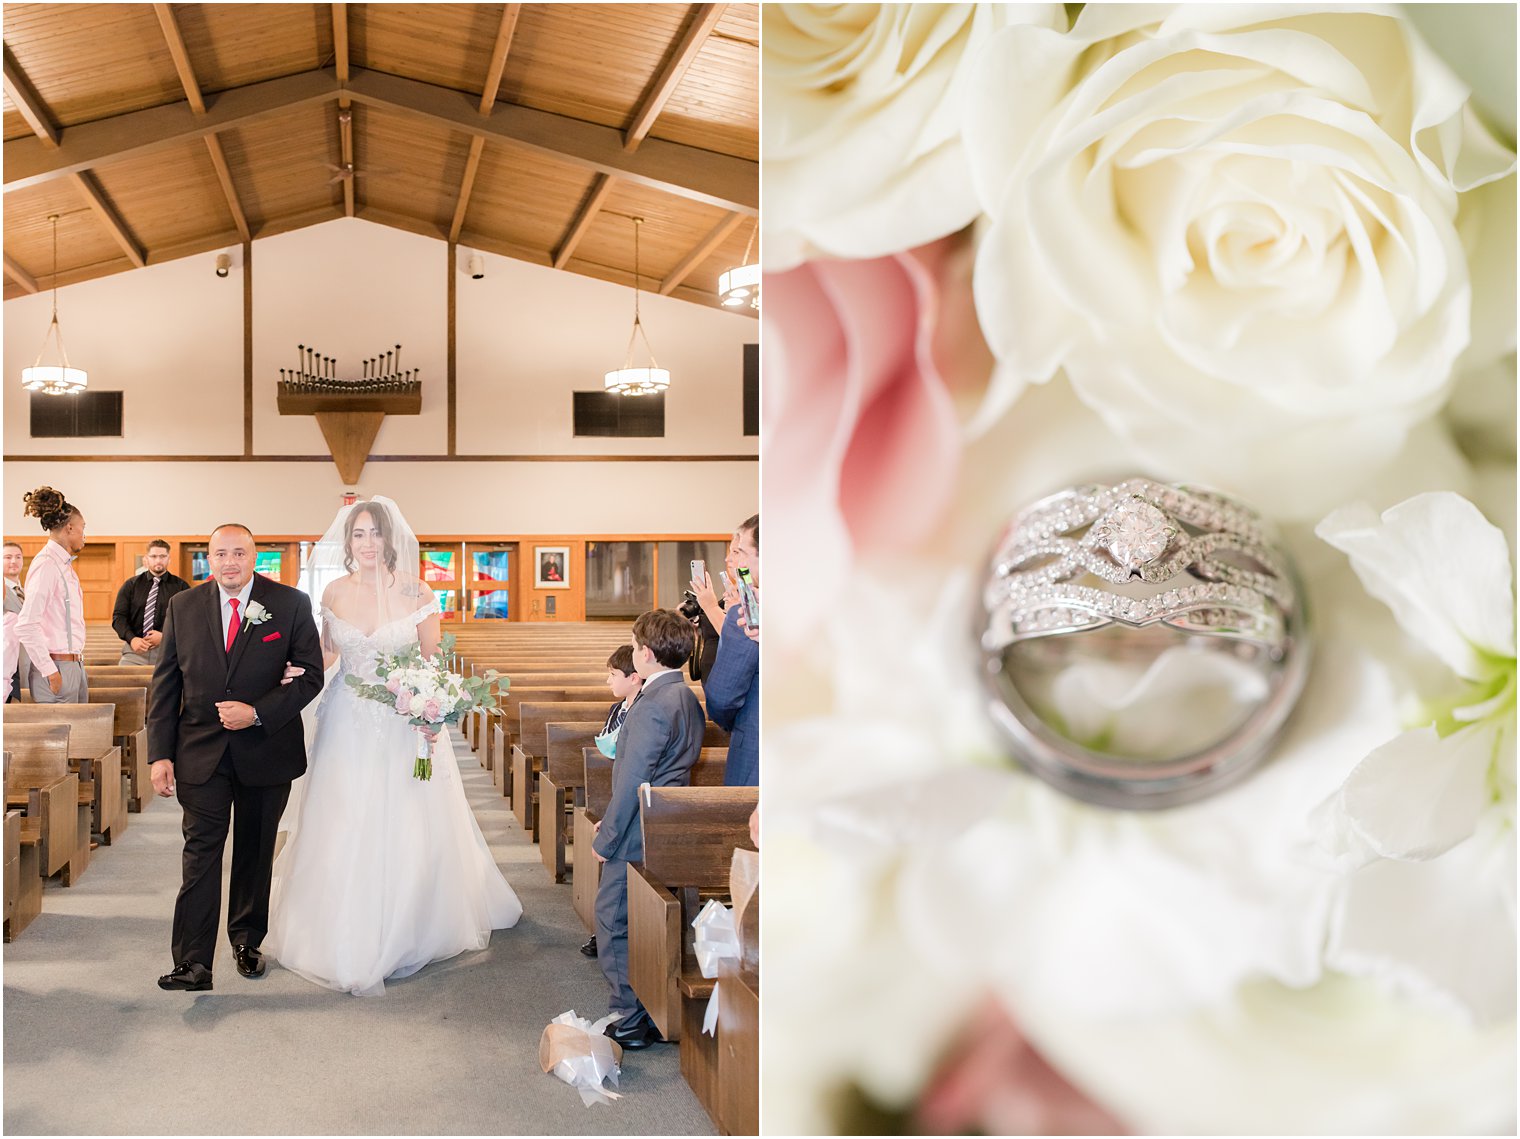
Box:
253 204 346 241
4 68 338 193
3 46 61 148
203 133 251 242
552 173 613 270
624 4 724 153
658 209 743 295
448 134 485 243
457 227 552 268
4 254 39 294
333 3 350 85
343 69 756 215
153 4 207 115
68 171 146 268
479 4 522 115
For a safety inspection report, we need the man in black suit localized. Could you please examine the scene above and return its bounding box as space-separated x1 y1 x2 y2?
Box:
148 523 323 992
592 608 706 1049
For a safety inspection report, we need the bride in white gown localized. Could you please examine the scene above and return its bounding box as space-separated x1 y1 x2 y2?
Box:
266 496 521 996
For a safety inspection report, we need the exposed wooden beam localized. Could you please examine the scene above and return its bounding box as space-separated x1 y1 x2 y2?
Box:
344 69 757 214
204 134 250 241
333 7 354 216
479 4 521 114
457 228 553 269
625 4 724 152
332 3 350 84
68 171 145 268
4 254 39 294
4 66 756 213
567 255 755 315
153 4 207 114
659 210 744 295
552 174 613 269
3 46 60 147
243 241 253 455
4 68 338 193
448 135 485 243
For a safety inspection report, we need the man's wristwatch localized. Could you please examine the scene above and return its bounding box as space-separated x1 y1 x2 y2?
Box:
252 710 262 727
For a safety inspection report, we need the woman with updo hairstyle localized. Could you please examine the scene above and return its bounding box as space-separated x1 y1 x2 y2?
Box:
16 485 89 704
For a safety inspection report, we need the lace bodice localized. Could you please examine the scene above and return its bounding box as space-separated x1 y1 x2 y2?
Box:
322 594 441 685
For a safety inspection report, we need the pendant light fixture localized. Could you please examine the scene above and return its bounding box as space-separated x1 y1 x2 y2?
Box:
21 214 88 396
604 217 670 396
718 220 759 310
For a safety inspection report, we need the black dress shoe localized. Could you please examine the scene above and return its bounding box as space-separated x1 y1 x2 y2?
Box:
605 1012 664 1051
232 944 266 978
158 963 213 991
579 935 598 958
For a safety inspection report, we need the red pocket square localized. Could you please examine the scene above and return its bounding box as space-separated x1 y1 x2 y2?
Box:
262 631 282 642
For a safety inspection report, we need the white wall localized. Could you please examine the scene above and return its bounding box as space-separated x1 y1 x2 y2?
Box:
456 244 758 455
3 253 244 454
4 217 758 535
1 459 756 536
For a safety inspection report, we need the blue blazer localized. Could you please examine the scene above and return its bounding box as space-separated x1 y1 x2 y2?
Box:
704 605 758 786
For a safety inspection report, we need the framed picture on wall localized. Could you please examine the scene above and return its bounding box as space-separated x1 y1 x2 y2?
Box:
534 546 570 589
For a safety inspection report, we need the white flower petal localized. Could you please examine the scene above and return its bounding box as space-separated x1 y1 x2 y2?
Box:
1316 492 1515 678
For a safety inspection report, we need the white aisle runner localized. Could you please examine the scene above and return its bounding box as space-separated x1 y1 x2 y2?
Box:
2 726 713 1136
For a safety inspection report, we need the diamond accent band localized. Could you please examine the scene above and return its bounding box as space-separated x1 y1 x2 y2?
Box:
982 478 1296 655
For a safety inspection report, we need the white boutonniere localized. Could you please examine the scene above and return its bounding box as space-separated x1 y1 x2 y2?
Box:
243 600 273 626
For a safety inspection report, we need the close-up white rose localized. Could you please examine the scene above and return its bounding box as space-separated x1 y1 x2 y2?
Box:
762 3 1065 269
964 5 1515 519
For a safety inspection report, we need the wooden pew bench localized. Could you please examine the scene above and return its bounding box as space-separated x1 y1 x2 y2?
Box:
4 749 43 940
89 687 150 814
4 724 81 889
6 704 124 845
510 701 612 832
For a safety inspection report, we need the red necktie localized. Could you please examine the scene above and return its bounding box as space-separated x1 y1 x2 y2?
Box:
226 598 241 653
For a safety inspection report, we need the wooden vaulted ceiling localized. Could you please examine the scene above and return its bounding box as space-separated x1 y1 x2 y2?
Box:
1 3 759 310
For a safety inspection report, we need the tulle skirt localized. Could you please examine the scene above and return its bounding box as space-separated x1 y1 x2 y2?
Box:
266 688 522 996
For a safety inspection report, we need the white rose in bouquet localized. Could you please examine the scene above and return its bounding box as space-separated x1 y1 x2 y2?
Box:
964 5 1515 518
763 3 1065 268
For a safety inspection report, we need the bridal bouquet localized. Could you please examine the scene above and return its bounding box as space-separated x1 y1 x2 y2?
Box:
346 634 505 780
764 4 1515 1134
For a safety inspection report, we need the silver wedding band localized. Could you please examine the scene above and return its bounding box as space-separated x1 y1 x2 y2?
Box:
977 477 1311 808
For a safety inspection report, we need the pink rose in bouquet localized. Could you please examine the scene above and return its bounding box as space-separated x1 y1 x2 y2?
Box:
766 232 992 639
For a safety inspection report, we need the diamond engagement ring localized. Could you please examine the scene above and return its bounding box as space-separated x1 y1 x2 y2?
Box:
977 477 1310 808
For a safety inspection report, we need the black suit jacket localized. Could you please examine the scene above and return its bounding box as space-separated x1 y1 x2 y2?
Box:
592 671 705 863
147 574 324 787
111 570 190 642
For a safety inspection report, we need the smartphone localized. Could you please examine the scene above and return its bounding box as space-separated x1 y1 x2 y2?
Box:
717 570 732 594
691 559 705 583
736 566 760 631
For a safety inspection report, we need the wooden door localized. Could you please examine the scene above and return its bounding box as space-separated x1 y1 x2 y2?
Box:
73 544 118 622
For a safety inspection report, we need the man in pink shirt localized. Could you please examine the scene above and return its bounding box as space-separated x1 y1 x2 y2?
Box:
17 486 89 704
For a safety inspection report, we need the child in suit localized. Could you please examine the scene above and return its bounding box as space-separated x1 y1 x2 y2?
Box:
592 609 706 1049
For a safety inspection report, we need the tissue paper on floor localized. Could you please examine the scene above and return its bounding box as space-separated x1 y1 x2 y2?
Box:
539 1010 623 1106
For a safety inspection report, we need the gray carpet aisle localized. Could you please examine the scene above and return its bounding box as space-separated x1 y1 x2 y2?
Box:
3 727 713 1136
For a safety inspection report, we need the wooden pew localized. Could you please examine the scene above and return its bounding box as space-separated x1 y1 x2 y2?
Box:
538 722 605 883
4 750 43 940
6 723 95 878
89 687 150 814
627 785 757 1045
510 701 610 833
572 749 615 933
77 666 154 690
6 704 125 845
4 724 81 887
717 879 760 1135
